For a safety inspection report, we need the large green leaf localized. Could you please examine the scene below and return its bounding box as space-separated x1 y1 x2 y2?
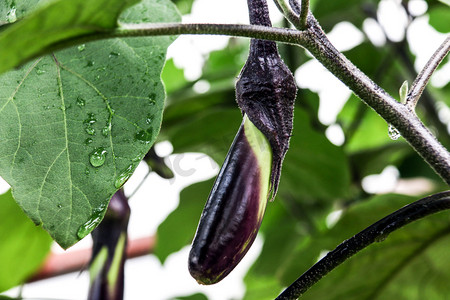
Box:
0 190 52 292
154 179 214 263
280 194 450 299
0 0 180 248
0 0 142 74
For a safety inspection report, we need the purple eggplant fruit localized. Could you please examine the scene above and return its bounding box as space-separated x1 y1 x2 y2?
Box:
188 0 296 285
189 115 272 285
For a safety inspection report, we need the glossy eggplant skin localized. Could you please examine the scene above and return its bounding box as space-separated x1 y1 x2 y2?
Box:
188 116 271 285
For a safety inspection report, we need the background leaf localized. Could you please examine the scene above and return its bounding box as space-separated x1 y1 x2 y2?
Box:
428 6 450 33
0 0 180 248
154 179 214 263
282 194 450 299
0 190 52 292
0 0 141 74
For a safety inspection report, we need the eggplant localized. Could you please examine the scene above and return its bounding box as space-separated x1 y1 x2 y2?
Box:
188 115 272 285
188 0 296 285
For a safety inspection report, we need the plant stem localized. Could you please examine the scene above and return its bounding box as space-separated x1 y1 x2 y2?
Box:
274 0 300 26
299 15 450 184
45 21 450 183
299 0 309 29
406 35 450 109
275 191 450 300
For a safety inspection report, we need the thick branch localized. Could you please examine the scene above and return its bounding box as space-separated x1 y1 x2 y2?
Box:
300 16 450 184
276 191 450 300
407 35 450 109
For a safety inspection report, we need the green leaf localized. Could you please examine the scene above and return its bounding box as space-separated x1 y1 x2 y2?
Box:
174 293 209 300
428 6 450 33
243 274 283 300
0 0 180 248
0 190 52 292
154 179 214 263
340 95 396 152
281 194 450 299
437 0 450 6
0 0 140 74
279 108 351 200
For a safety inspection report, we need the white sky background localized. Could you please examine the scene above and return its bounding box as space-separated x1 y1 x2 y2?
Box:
3 0 450 299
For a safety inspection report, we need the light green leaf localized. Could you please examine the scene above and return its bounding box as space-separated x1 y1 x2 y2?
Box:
0 0 181 248
428 6 450 33
399 80 408 104
0 0 140 74
154 179 214 263
0 190 52 292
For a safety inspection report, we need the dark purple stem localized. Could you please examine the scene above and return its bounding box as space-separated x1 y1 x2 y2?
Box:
88 189 130 300
276 191 450 299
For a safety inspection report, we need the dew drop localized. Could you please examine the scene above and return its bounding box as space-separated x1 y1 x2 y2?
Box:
132 152 145 162
76 96 86 107
84 138 93 145
85 167 90 175
85 127 95 135
148 93 156 105
135 129 153 143
109 51 120 57
35 68 46 75
114 165 134 188
86 60 95 67
57 204 62 208
89 147 107 167
388 124 401 140
6 7 17 23
101 127 108 137
145 115 153 125
84 113 97 124
95 75 100 81
77 204 107 239
78 44 86 52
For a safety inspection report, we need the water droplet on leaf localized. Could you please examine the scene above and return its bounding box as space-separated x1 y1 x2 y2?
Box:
6 7 17 23
85 138 93 145
388 124 401 140
76 96 86 107
86 60 95 67
78 44 86 52
85 127 95 135
145 115 153 125
35 68 46 75
109 51 120 57
132 152 145 162
89 147 107 167
135 129 153 143
57 204 62 208
115 165 134 188
77 204 107 239
148 93 156 105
